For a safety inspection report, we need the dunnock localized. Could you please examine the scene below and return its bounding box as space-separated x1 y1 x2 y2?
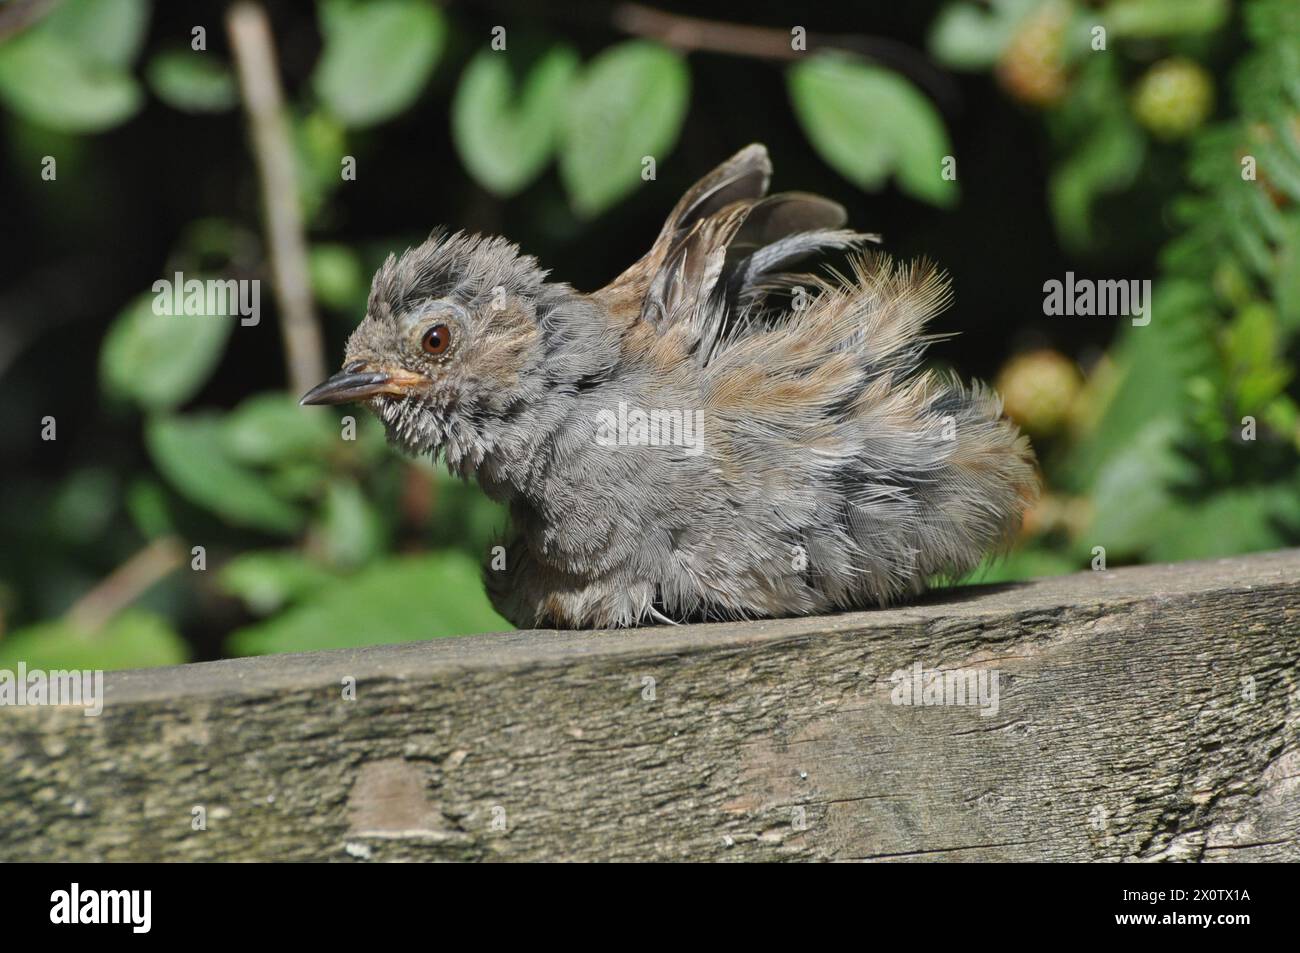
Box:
302 144 1037 628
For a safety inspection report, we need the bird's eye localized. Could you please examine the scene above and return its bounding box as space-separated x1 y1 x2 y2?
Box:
421 323 451 356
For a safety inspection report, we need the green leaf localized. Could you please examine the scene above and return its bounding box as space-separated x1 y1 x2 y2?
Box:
266 460 330 501
1253 138 1300 206
228 552 510 656
309 243 367 312
311 0 445 128
966 544 1079 584
1274 220 1300 331
42 0 149 70
1062 280 1218 492
0 610 188 672
1148 484 1300 562
1083 417 1196 559
452 46 578 196
221 392 337 465
0 32 141 133
295 110 348 220
559 41 689 218
1105 0 1230 38
219 551 337 615
788 53 956 207
100 292 233 411
318 478 386 568
127 478 175 539
1225 301 1291 412
147 49 237 113
1049 115 1145 252
928 0 1037 70
1226 302 1281 371
146 415 306 534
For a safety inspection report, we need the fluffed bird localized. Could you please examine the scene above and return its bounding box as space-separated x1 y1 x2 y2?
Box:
301 144 1038 628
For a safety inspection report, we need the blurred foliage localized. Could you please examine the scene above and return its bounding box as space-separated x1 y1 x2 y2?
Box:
560 41 691 216
101 292 234 409
788 53 956 206
0 610 187 672
228 551 503 655
953 0 1300 579
451 45 577 197
146 47 237 113
0 0 147 131
1 0 1298 671
311 0 445 128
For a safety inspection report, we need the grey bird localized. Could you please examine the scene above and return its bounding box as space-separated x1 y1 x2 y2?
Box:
301 144 1038 628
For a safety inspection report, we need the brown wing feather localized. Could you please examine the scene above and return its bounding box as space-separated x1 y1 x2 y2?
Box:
592 144 772 320
592 144 876 340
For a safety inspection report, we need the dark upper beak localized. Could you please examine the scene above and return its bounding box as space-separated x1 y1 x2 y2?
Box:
299 367 425 406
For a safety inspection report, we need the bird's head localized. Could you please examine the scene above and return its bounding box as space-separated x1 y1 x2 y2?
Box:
301 230 592 472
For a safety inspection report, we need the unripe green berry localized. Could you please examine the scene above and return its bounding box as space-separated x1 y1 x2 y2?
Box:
995 349 1083 438
1132 58 1214 141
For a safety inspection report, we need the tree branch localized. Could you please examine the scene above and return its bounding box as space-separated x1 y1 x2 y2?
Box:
226 1 326 397
65 536 185 633
610 3 958 107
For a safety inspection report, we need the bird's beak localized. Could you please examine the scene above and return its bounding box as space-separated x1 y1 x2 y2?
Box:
299 367 425 406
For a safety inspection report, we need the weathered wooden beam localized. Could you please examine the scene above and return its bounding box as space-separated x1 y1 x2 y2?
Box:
2 549 1297 861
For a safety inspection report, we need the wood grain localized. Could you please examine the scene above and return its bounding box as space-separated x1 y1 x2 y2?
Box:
2 550 1297 861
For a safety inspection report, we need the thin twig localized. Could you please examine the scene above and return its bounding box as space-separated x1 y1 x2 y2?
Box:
611 3 958 107
227 1 326 397
613 3 806 60
65 536 185 633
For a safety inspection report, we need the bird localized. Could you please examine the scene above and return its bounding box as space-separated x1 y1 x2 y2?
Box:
301 144 1038 629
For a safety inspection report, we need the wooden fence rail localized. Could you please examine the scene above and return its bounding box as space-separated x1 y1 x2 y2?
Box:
2 549 1298 861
